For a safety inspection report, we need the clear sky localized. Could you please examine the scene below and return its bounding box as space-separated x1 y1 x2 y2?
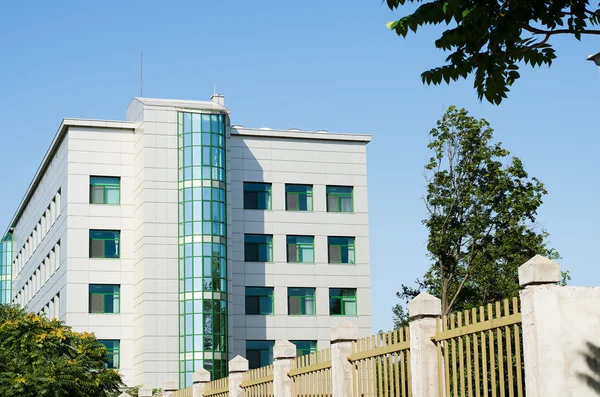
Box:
0 1 598 333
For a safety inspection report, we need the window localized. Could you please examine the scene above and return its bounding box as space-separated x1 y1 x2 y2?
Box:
90 176 121 204
246 340 274 369
287 236 315 263
328 237 355 264
89 285 120 313
327 186 353 212
244 234 273 262
288 287 316 316
244 182 271 210
98 340 120 369
89 230 120 258
285 184 313 211
291 340 317 357
245 287 274 315
329 288 357 316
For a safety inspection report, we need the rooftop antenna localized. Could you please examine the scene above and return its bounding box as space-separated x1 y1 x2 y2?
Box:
213 84 216 96
140 50 143 97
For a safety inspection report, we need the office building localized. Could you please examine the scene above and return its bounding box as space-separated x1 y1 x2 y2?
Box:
0 95 372 388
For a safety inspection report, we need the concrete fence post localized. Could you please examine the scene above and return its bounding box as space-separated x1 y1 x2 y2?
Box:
408 292 442 397
273 340 296 397
138 387 153 397
229 355 249 397
518 254 562 397
330 321 359 397
193 367 211 397
163 379 178 397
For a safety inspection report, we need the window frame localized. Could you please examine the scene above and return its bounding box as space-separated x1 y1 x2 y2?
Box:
245 287 274 315
327 237 356 264
98 339 120 369
286 235 315 264
287 287 316 316
90 176 121 205
326 186 354 213
89 284 121 314
329 288 357 316
291 340 318 357
89 230 121 259
285 184 313 212
246 340 274 369
243 182 272 210
244 234 273 262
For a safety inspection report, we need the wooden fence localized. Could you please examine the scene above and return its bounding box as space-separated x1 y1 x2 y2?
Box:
241 365 274 397
173 386 193 397
349 327 412 397
204 376 229 397
289 349 332 397
432 298 524 397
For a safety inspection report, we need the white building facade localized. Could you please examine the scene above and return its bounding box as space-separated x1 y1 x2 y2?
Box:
0 96 372 389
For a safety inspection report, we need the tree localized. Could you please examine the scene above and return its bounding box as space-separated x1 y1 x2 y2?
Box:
385 0 600 104
0 304 123 397
393 106 562 326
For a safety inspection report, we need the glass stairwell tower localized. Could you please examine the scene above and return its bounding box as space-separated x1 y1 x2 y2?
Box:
0 232 13 304
177 112 228 386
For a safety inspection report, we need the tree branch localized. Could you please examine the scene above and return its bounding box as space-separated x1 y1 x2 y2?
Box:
520 24 600 35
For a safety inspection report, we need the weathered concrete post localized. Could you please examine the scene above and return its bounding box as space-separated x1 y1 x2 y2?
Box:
163 379 178 397
138 386 153 397
518 254 561 397
274 340 296 397
193 367 211 397
331 321 359 397
229 355 249 397
408 292 442 397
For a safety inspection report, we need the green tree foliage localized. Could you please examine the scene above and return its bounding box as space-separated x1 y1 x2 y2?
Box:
393 106 563 326
0 304 123 397
386 0 600 104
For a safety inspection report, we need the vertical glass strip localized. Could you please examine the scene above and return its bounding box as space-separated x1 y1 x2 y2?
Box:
178 112 228 387
0 232 13 304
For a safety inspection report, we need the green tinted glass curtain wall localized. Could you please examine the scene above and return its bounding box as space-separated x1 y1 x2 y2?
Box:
0 233 13 304
178 112 228 387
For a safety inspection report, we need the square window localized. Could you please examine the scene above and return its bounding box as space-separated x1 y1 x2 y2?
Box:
98 339 120 369
89 230 120 259
286 236 314 263
329 288 357 316
288 288 316 315
285 184 313 211
90 176 120 205
89 284 120 314
326 186 354 212
245 287 274 315
244 235 273 262
291 340 317 357
244 182 271 210
246 340 274 369
328 237 355 264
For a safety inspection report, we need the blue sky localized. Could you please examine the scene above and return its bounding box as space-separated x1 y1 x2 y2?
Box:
0 1 598 332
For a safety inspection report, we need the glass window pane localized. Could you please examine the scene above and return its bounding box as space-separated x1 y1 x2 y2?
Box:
286 193 298 211
90 239 104 258
340 196 353 212
245 244 258 262
287 244 298 262
300 245 314 263
90 294 103 313
91 186 104 204
105 186 120 204
329 246 341 263
344 299 357 316
327 195 339 212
